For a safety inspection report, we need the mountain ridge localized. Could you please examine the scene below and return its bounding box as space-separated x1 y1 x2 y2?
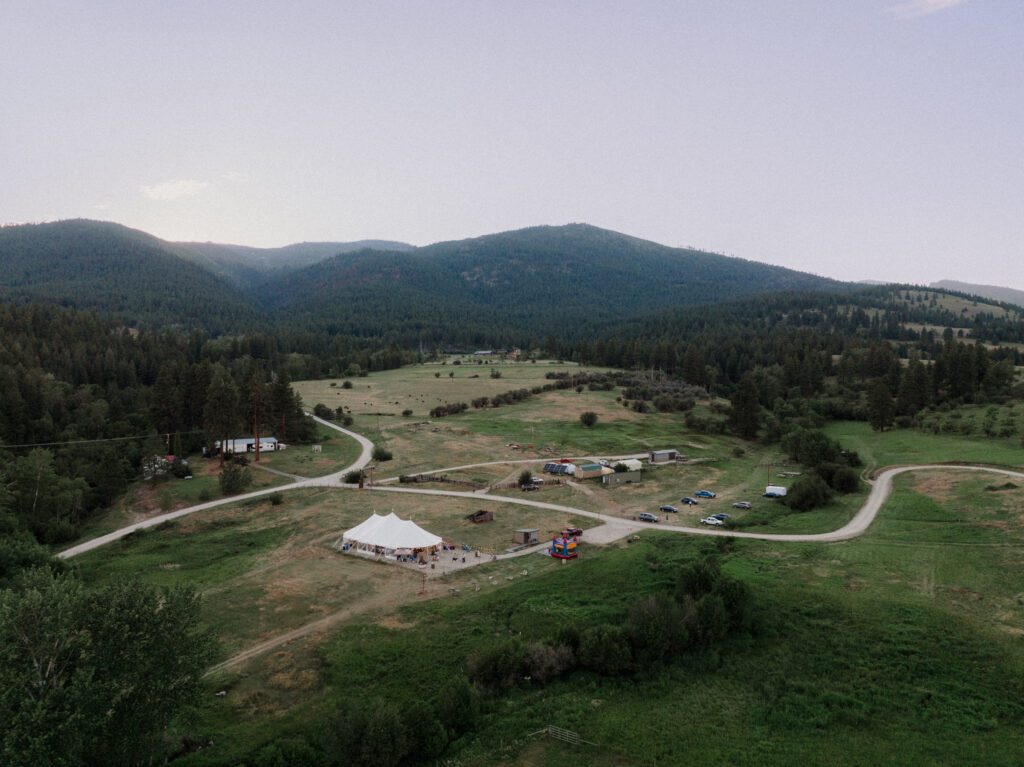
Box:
930 280 1024 311
0 219 843 339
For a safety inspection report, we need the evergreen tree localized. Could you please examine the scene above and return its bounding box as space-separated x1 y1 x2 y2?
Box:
203 368 240 465
730 373 762 439
867 380 895 431
269 368 293 441
897 359 930 416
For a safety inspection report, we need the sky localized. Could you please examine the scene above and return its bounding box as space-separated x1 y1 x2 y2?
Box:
1 0 1021 287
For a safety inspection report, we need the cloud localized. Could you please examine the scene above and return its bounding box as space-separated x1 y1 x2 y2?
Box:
221 170 250 183
139 179 209 200
887 0 967 19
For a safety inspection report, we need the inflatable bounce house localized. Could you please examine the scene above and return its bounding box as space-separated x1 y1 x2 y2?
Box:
549 530 579 560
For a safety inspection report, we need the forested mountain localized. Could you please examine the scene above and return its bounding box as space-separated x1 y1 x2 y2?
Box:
176 239 414 289
0 220 844 345
260 224 844 346
0 220 254 331
931 280 1024 311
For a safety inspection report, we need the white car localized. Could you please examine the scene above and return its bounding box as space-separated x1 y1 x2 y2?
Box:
700 517 724 526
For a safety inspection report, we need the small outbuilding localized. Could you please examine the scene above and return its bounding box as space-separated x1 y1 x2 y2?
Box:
616 458 644 472
603 470 642 486
574 463 607 480
513 528 539 545
764 485 788 498
467 509 494 524
649 449 679 464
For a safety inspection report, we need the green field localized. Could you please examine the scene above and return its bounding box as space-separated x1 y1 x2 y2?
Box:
72 485 595 657
825 420 1024 470
172 471 1024 766
257 421 363 476
66 362 1024 765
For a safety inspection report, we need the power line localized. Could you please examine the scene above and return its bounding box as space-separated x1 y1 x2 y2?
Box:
0 430 205 450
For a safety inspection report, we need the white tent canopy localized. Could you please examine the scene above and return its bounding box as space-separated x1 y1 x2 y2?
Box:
342 513 443 552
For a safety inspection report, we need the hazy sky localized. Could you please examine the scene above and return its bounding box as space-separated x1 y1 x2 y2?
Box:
2 1 1021 287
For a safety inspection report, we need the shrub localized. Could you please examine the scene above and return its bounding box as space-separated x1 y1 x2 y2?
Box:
313 403 333 419
830 466 860 494
676 556 721 601
250 737 324 767
197 488 213 502
429 402 468 418
342 380 353 389
523 641 575 683
436 677 480 738
269 492 284 506
781 429 840 468
784 474 833 511
401 701 448 760
468 639 525 690
344 470 364 484
372 446 393 462
518 469 534 487
218 463 252 495
628 595 685 667
579 411 598 428
687 593 730 647
579 625 633 676
401 409 413 417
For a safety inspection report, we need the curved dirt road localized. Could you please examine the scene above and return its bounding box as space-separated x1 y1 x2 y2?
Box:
58 416 373 560
61 415 1024 560
367 464 1024 543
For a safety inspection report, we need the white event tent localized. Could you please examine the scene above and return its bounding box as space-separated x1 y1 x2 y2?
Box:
340 512 443 555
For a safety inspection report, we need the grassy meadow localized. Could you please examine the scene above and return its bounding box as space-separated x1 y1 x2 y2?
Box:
72 485 595 656
173 471 1024 766
70 361 1024 765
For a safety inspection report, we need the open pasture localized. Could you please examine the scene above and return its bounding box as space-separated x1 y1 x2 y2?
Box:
72 486 595 656
177 471 1024 767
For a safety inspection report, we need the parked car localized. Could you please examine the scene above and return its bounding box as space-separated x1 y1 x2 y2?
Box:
563 527 584 537
638 512 659 523
700 517 724 526
732 501 752 510
520 484 539 492
598 459 611 467
531 477 545 484
680 497 699 506
694 490 717 498
710 513 729 521
659 504 679 514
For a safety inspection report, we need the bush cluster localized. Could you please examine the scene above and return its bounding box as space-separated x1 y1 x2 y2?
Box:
780 428 863 509
467 555 752 690
245 678 479 767
428 402 468 418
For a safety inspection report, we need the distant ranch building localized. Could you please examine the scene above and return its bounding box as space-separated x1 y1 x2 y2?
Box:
603 470 642 486
575 463 612 480
213 437 285 454
649 449 679 464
